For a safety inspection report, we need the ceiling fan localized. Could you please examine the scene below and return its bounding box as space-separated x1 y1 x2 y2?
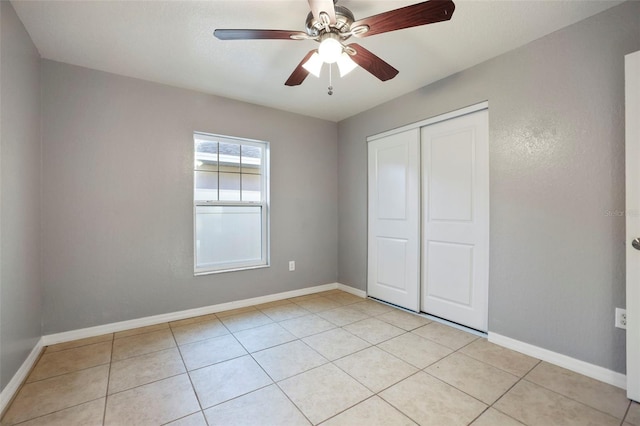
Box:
213 0 455 88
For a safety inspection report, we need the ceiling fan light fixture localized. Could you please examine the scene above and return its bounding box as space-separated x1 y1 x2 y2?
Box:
337 52 358 77
318 34 343 64
302 51 323 77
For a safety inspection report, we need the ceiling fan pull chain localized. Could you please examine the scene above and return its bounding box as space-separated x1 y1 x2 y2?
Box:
328 63 333 95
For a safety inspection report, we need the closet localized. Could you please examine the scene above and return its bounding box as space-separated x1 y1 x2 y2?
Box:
367 103 489 331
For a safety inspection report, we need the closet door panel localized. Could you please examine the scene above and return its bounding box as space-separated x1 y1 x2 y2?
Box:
367 129 420 311
422 109 489 331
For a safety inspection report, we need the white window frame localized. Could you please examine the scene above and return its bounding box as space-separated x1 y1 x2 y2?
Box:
193 132 270 275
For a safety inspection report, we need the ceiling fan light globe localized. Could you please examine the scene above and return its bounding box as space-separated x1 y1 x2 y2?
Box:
318 37 343 63
302 52 323 78
337 52 358 77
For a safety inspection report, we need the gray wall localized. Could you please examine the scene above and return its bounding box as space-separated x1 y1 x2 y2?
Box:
41 60 338 334
0 1 43 390
338 1 640 373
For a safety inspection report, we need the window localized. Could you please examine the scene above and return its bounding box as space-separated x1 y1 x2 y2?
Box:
194 132 269 274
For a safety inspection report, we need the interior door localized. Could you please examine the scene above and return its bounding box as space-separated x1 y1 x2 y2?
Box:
368 129 420 311
421 109 489 331
625 50 640 402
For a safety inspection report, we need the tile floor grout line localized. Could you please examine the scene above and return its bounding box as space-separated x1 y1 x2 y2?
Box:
113 324 171 340
517 377 629 422
194 320 281 354
182 351 248 374
105 371 187 397
250 337 328 383
242 326 288 385
170 319 222 332
23 360 112 386
237 334 317 425
621 400 633 426
435 343 528 406
456 341 539 378
7 396 107 426
373 332 453 371
466 406 492 426
485 372 535 425
40 336 114 355
486 404 527 426
487 374 532 425
111 344 178 364
521 358 543 377
219 323 288 412
368 389 423 426
335 350 423 393
421 369 492 407
271 372 316 425
168 313 217 327
278 315 339 339
456 334 482 351
198 382 275 415
270 352 329 383
169 318 212 422
375 382 428 426
159 411 205 426
243 318 372 424
522 361 631 418
42 333 115 355
316 394 381 425
103 331 200 400
110 344 181 364
426 348 522 384
383 334 444 363
218 312 276 334
100 336 116 426
407 328 479 352
492 346 615 424
312 390 375 425
174 329 219 426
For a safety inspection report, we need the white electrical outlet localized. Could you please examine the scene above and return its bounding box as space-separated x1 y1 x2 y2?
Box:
288 260 295 272
615 308 627 329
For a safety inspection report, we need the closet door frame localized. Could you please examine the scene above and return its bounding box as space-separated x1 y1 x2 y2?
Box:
367 101 489 314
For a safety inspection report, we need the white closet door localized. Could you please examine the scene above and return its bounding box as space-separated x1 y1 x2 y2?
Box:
368 129 420 311
421 109 489 331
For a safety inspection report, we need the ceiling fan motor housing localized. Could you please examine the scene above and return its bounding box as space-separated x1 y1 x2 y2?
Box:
305 5 354 38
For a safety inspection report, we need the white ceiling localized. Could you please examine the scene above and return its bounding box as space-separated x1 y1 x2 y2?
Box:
12 0 623 121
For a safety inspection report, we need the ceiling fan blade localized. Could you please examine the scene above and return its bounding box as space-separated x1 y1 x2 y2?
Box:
308 0 336 25
214 29 307 40
351 0 455 38
347 44 399 81
285 50 317 86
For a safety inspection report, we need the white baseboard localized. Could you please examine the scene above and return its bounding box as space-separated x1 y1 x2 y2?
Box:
0 337 44 416
42 282 343 346
488 332 627 389
336 283 367 298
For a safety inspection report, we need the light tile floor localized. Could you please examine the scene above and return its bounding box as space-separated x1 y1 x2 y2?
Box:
2 289 638 425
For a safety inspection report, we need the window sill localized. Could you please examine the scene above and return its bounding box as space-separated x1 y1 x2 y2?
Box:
194 263 270 276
